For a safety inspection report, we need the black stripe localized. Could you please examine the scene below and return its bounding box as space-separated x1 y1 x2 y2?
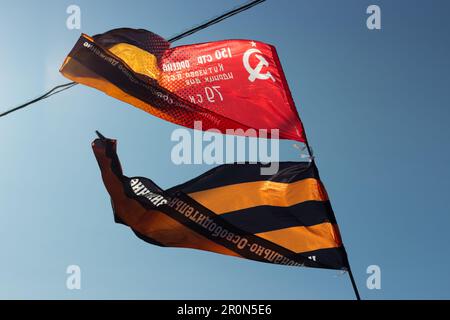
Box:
69 36 171 103
221 201 337 234
168 161 319 194
93 28 169 60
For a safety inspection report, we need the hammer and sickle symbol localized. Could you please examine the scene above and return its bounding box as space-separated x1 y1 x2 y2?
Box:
243 48 276 82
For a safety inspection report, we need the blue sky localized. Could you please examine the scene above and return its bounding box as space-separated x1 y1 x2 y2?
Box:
1 0 450 299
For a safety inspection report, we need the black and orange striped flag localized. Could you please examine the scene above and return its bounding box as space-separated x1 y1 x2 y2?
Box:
93 136 349 270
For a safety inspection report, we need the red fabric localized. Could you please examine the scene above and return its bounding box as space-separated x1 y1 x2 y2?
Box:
159 40 305 142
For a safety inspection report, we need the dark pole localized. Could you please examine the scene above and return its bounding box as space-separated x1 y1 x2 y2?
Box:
345 260 361 301
300 125 361 300
347 265 361 300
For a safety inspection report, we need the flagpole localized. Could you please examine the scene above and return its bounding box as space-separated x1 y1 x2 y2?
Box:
304 140 314 162
347 265 361 300
302 133 362 300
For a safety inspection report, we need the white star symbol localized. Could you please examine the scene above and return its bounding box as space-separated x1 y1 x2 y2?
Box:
250 41 257 47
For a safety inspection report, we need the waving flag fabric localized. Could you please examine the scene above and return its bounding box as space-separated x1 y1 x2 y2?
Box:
61 28 305 142
92 136 348 270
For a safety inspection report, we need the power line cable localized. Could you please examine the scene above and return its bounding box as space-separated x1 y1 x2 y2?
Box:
0 0 265 118
0 82 77 118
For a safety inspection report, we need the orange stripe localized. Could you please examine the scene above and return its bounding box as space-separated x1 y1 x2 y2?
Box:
93 143 241 259
60 55 180 125
188 178 328 215
108 43 161 80
256 223 341 253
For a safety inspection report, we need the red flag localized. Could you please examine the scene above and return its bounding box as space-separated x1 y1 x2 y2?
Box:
60 28 305 142
159 40 305 141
